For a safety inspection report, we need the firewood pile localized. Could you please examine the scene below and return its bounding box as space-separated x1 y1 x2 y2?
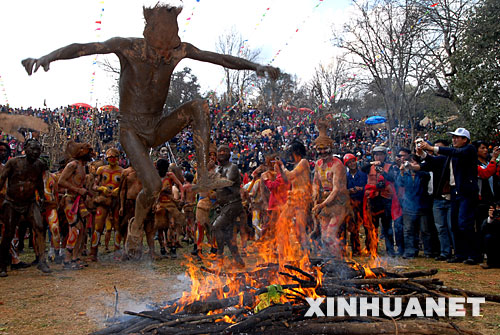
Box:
92 258 497 335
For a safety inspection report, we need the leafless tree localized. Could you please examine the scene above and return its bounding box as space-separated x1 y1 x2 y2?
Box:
215 27 261 110
308 55 358 114
334 0 437 147
413 0 476 104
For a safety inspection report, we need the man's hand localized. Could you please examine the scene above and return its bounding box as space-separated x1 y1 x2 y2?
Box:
491 146 500 161
119 207 124 216
312 202 325 214
418 141 433 152
97 185 109 195
21 57 51 75
256 65 280 80
77 187 87 196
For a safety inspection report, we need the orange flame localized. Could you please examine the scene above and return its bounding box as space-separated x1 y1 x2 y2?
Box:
215 315 236 324
170 166 387 313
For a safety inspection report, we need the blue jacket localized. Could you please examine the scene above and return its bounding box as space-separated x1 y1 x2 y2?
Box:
437 144 478 197
397 171 432 214
346 169 367 202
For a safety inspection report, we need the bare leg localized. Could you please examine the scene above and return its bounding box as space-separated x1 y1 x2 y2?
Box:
144 218 158 259
29 203 51 273
123 100 222 258
153 99 231 190
121 129 162 259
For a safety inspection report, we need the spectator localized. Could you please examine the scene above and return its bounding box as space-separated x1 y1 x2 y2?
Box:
480 201 500 269
418 139 454 261
397 154 433 259
419 128 480 265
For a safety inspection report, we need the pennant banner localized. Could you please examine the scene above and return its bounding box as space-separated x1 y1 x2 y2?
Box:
182 0 201 34
0 74 9 105
90 0 105 103
268 0 325 65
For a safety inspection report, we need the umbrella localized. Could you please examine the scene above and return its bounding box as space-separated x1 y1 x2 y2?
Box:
70 103 93 110
101 105 119 112
365 115 387 125
261 129 273 137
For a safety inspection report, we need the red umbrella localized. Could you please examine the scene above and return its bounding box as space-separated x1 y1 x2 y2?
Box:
70 103 93 110
100 105 119 112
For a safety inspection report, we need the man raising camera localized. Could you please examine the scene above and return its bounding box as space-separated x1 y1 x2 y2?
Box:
360 146 400 256
480 202 500 269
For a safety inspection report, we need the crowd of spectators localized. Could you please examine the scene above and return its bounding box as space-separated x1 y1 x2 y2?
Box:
1 103 500 270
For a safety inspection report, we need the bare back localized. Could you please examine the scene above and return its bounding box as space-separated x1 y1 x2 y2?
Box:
59 160 86 195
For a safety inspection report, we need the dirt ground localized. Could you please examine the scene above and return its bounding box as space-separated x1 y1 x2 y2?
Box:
1 242 500 335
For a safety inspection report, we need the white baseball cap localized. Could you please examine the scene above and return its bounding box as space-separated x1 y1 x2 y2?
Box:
447 128 470 140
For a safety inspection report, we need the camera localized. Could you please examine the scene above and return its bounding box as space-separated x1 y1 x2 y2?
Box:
376 180 386 189
493 209 500 219
404 161 410 169
416 138 424 148
375 165 383 173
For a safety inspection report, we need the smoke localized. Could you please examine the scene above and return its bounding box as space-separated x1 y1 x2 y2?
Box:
85 267 192 328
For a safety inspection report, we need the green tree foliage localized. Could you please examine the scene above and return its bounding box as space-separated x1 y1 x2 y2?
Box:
452 0 500 140
164 67 201 112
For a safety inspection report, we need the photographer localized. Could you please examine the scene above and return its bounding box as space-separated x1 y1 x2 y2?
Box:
361 146 399 256
480 202 500 269
396 155 433 259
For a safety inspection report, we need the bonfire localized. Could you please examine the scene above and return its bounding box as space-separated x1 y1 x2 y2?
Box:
94 192 497 335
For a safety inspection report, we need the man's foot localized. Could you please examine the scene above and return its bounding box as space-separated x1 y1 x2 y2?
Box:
447 257 464 263
480 263 492 269
160 247 167 256
0 269 7 277
75 258 89 267
31 257 40 266
125 232 143 260
435 255 449 261
11 262 31 270
54 254 64 264
87 254 98 262
169 247 177 259
463 258 477 265
63 261 83 270
37 261 52 274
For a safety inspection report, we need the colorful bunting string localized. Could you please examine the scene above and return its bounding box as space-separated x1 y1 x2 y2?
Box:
238 6 272 55
268 0 325 65
182 0 201 34
0 74 9 105
90 0 105 103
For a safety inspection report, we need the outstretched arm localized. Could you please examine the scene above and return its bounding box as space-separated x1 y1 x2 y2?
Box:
22 37 128 75
183 43 280 80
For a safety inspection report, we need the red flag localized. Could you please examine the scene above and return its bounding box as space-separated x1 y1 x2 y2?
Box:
95 20 102 24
